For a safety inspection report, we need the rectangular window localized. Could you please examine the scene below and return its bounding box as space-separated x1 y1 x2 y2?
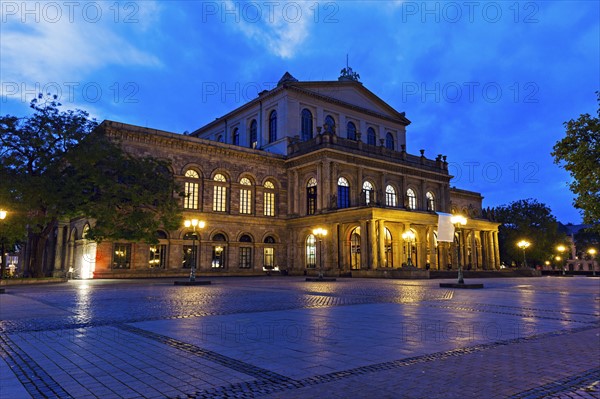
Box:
212 246 224 268
338 186 350 208
307 187 317 215
182 245 194 269
264 192 275 216
239 247 252 268
240 189 251 214
184 182 198 209
386 192 397 207
213 186 226 212
149 245 166 269
112 243 131 269
264 247 274 269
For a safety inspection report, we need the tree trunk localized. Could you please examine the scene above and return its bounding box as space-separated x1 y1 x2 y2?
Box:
27 221 56 278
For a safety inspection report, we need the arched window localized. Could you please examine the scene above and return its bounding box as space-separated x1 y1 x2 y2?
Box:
232 128 239 146
337 177 350 209
269 110 277 143
264 181 275 216
239 177 252 214
426 191 436 211
324 115 335 134
212 233 226 268
407 188 417 210
347 121 357 140
217 134 224 143
384 228 393 267
367 127 377 145
307 177 317 215
239 234 252 269
306 234 316 268
385 185 397 207
350 227 361 270
264 236 275 270
184 169 200 209
385 132 394 150
249 119 258 148
362 181 374 205
301 109 313 141
213 174 227 212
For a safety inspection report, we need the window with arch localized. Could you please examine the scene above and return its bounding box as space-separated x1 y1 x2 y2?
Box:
212 233 226 268
385 185 397 207
306 234 316 268
337 177 350 209
232 128 239 145
269 110 277 143
239 234 252 269
347 121 357 140
301 109 313 141
350 227 361 270
385 132 394 150
367 127 377 145
213 174 227 212
264 236 275 270
426 191 436 211
324 115 335 134
217 134 224 143
307 177 317 215
239 177 252 214
407 188 417 210
184 169 200 209
249 119 258 148
384 228 393 267
264 181 275 216
362 181 374 205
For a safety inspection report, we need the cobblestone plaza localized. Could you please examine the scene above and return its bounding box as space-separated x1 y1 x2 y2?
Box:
1 276 599 398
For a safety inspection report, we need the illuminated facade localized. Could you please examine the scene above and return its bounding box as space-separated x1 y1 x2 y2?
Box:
51 72 501 278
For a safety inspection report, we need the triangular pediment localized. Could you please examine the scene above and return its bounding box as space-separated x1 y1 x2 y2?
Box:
284 81 409 125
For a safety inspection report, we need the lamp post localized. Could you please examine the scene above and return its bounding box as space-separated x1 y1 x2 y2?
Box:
450 214 467 284
184 218 205 282
0 209 6 279
312 227 327 279
588 248 597 276
402 230 415 267
517 240 531 268
557 245 566 275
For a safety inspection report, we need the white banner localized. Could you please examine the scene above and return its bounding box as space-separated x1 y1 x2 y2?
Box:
437 212 455 242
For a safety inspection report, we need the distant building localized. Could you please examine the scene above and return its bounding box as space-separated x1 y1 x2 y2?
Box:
48 71 501 278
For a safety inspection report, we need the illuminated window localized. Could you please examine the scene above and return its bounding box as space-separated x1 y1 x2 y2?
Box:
307 177 317 215
264 181 275 216
384 228 393 267
337 177 350 208
149 245 166 269
301 109 313 141
306 234 316 268
213 174 227 212
249 119 257 148
112 243 131 269
351 228 361 270
367 127 376 145
269 110 277 143
184 169 199 209
264 236 275 270
347 122 357 140
386 185 397 207
239 177 252 214
426 191 436 211
212 233 226 268
407 188 417 210
362 181 374 205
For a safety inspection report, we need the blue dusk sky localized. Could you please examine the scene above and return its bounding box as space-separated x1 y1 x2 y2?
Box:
1 1 598 224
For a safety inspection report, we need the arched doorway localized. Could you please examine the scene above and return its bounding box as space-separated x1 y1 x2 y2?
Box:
350 227 361 269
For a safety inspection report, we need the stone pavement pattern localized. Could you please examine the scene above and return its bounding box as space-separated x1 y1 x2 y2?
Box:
0 276 598 398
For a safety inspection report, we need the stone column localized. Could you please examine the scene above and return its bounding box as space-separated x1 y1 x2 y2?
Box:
378 219 386 268
494 231 501 269
293 170 299 215
476 231 483 269
360 220 368 269
369 220 377 269
317 162 323 212
427 226 437 270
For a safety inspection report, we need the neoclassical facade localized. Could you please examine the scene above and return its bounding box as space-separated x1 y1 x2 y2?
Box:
51 72 500 278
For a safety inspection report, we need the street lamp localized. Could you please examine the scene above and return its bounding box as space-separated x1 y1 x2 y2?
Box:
312 227 327 279
557 245 566 275
450 214 467 284
184 218 205 282
588 248 597 276
517 240 531 268
402 230 415 267
0 209 6 279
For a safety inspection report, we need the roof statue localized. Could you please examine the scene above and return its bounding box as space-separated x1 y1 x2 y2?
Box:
339 55 361 82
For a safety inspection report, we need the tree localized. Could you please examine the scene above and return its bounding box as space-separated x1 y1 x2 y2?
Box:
552 92 600 233
0 94 182 277
492 199 566 267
